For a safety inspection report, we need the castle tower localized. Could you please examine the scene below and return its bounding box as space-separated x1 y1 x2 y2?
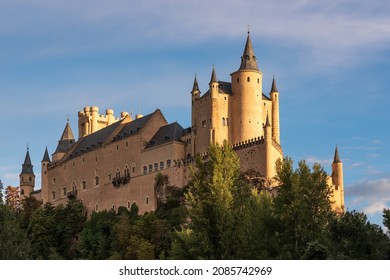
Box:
41 147 51 202
331 146 345 213
209 66 219 145
270 76 280 144
264 113 273 179
52 119 75 162
19 148 35 197
190 75 201 155
230 32 263 144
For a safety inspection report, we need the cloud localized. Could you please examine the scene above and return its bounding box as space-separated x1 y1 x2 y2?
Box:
304 155 332 167
1 0 390 67
347 177 390 214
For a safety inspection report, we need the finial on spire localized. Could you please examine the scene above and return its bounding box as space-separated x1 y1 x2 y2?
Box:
247 24 251 34
66 114 70 122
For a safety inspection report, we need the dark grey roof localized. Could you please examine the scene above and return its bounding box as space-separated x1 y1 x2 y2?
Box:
333 146 341 163
66 111 158 159
54 122 75 154
191 75 200 94
210 66 218 84
21 149 34 175
270 76 278 93
145 122 184 149
218 81 231 94
41 147 51 162
68 120 122 158
238 32 259 71
116 111 156 139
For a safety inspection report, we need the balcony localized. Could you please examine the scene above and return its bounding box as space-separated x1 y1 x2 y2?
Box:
112 174 130 188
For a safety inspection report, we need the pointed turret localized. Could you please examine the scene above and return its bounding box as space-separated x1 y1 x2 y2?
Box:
331 145 344 214
191 75 200 98
209 66 218 84
53 120 75 161
21 148 34 175
270 75 280 144
41 146 51 163
333 145 341 163
270 75 278 93
238 32 259 71
20 148 35 196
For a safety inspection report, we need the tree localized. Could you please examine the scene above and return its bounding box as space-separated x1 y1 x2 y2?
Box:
329 210 390 259
383 208 390 234
182 141 250 259
0 179 4 205
273 157 335 259
5 186 20 210
0 205 31 259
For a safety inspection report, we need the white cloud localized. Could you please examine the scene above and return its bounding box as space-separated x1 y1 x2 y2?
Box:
364 201 389 215
304 155 332 167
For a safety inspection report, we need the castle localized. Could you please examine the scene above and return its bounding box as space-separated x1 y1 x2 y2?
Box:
19 33 345 214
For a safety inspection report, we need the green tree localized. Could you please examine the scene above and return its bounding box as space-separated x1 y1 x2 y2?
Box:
0 205 31 259
383 208 390 234
0 179 4 205
183 142 250 259
273 157 335 259
79 210 117 259
19 195 42 230
329 210 390 259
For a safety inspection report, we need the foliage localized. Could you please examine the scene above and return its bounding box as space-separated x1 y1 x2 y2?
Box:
273 157 335 259
0 205 31 259
0 179 3 205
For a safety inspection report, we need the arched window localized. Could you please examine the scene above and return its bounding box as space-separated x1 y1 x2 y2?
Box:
167 159 171 168
116 168 120 178
143 166 147 174
154 163 158 171
145 196 149 205
124 166 130 177
52 191 56 200
82 180 86 190
247 77 250 82
148 164 153 173
63 187 67 197
127 201 131 209
222 117 226 126
160 161 164 170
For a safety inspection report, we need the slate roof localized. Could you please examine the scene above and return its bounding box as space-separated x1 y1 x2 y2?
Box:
54 122 76 154
42 147 51 162
66 110 158 159
144 122 184 149
21 149 34 175
238 32 259 71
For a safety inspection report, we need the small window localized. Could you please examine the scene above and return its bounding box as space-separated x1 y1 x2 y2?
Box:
167 159 171 168
52 191 56 200
160 161 164 170
29 177 32 182
21 189 24 195
116 145 119 150
247 77 250 82
124 166 130 177
72 162 75 166
202 120 206 128
112 204 116 211
95 176 100 186
143 166 147 174
257 78 260 84
82 181 86 190
148 164 153 173
127 201 131 209
132 164 136 173
222 117 226 126
95 157 98 162
63 187 67 197
154 163 158 171
126 142 129 147
146 196 149 205
95 204 99 212
237 78 239 83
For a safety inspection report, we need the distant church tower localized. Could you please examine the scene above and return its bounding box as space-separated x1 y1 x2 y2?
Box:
19 148 35 197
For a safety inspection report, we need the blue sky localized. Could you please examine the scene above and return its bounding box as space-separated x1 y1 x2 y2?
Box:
1 0 390 226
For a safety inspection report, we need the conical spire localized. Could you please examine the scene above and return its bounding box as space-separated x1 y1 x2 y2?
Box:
41 146 51 163
333 145 341 163
209 65 218 84
21 148 34 175
191 75 200 94
270 75 278 93
54 120 75 154
239 32 259 71
265 112 271 127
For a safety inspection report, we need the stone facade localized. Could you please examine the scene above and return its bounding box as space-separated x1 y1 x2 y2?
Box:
19 33 345 215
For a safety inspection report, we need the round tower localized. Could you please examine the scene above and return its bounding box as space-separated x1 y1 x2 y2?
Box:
270 76 280 144
19 148 35 197
209 66 219 144
41 147 51 203
331 146 345 213
264 114 273 179
230 32 263 144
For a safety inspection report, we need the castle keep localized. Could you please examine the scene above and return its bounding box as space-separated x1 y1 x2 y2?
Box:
20 33 345 214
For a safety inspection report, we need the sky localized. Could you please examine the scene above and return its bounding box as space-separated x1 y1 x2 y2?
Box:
0 0 390 226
